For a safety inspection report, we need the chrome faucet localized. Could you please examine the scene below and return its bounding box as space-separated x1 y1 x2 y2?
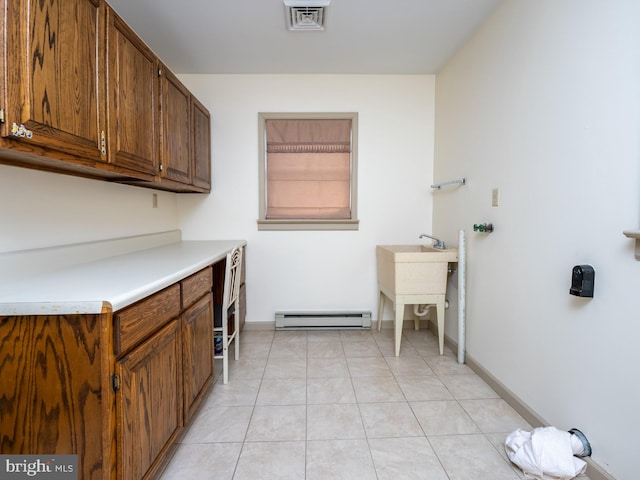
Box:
419 233 445 249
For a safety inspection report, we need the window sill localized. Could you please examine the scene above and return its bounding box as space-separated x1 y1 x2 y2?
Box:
257 219 359 231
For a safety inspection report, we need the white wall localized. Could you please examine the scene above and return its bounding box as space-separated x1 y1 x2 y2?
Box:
177 75 435 324
4 8 633 475
0 165 179 253
433 1 640 478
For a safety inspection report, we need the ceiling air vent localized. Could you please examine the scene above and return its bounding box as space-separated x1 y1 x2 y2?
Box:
284 0 330 31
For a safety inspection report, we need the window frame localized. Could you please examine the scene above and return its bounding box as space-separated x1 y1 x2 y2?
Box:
257 112 359 231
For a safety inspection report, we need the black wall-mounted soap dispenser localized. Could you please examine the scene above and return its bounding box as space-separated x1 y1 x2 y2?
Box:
570 265 595 298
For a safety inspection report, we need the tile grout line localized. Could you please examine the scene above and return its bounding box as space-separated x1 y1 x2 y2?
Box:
169 329 552 480
231 333 273 480
385 342 453 480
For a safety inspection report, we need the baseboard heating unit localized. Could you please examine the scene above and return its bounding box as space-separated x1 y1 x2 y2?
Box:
275 311 372 330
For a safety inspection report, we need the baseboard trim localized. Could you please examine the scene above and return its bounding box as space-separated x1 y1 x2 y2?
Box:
444 335 616 480
243 321 276 331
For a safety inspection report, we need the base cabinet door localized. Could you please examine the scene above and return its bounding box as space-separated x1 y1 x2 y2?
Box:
182 292 214 423
116 319 183 480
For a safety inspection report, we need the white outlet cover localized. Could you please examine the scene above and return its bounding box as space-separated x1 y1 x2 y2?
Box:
492 188 500 207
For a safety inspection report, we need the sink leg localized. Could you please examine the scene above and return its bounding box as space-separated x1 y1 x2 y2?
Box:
436 300 445 355
377 291 385 331
394 301 404 356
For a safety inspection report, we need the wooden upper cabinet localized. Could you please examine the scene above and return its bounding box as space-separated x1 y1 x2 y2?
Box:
106 6 159 177
191 96 212 191
160 66 192 184
1 0 107 162
0 1 211 192
160 67 211 192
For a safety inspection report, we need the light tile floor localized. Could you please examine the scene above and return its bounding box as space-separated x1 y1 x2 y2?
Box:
160 328 591 480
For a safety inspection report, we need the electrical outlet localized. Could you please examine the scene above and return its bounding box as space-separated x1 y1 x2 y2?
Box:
492 188 500 207
152 193 158 208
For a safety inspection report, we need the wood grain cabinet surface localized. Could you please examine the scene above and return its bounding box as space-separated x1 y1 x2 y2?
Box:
181 267 215 424
106 6 160 178
0 263 220 480
0 0 211 193
116 319 183 480
0 313 112 480
157 66 212 192
160 67 192 185
114 284 181 355
182 292 214 423
1 0 107 163
191 96 212 191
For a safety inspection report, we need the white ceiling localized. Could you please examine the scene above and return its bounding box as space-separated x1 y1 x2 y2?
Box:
106 0 501 75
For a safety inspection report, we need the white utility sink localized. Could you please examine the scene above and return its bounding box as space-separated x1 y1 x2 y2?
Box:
376 244 458 357
376 245 458 296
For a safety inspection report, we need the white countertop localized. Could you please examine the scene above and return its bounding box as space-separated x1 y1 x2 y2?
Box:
0 237 246 316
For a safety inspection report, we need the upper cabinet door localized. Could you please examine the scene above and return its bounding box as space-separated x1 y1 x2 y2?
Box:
1 0 107 162
106 6 159 177
160 66 191 184
191 97 211 191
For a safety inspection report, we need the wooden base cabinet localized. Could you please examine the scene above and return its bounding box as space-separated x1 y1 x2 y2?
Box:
116 320 183 480
182 292 214 423
0 265 216 480
0 313 113 480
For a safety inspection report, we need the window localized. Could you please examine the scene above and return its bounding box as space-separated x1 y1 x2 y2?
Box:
258 112 359 231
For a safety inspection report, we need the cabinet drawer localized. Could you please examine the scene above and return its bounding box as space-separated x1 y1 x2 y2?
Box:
114 284 181 355
181 267 212 309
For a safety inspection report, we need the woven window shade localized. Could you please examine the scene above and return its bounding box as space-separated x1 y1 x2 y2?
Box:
266 119 352 219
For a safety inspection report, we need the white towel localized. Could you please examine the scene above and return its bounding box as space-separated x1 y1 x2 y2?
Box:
505 427 587 480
